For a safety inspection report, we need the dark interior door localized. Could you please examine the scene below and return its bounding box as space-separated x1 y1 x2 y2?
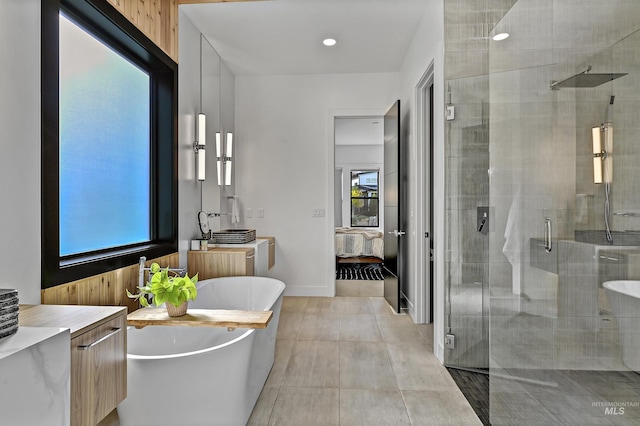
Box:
383 100 406 313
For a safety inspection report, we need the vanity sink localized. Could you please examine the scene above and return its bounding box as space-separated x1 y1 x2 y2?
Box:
211 229 256 244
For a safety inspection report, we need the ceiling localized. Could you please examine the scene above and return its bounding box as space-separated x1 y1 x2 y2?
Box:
180 0 431 76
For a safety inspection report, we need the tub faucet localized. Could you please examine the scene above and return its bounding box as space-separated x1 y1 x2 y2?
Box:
138 256 186 288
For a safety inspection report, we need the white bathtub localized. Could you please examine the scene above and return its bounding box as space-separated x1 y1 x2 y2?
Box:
117 276 285 426
603 280 640 371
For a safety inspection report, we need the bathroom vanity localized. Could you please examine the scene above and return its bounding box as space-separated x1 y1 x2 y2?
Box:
188 237 275 280
19 304 127 426
189 247 256 279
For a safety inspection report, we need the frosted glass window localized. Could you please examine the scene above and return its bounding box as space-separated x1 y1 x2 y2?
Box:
59 14 150 256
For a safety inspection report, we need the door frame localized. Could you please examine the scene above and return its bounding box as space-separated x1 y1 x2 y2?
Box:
327 108 389 296
415 61 435 324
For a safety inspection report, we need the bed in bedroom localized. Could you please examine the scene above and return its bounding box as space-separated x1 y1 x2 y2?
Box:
335 227 384 265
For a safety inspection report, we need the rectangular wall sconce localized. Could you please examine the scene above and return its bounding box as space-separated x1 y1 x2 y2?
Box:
194 113 206 181
215 131 234 186
225 132 233 186
592 126 603 184
592 124 613 184
216 132 222 184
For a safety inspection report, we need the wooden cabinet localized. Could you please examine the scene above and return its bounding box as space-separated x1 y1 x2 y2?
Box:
19 305 127 426
188 247 255 280
260 237 276 270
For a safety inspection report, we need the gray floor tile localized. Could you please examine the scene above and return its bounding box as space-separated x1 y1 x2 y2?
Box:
386 341 457 390
247 387 279 426
281 296 309 313
368 297 396 315
339 313 383 342
265 339 295 388
297 313 340 341
402 390 483 425
340 389 411 425
304 297 335 314
268 387 340 426
331 296 373 314
340 341 399 390
282 340 340 388
376 314 426 342
276 312 303 340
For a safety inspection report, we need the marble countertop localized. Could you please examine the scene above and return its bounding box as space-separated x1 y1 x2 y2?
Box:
0 326 69 361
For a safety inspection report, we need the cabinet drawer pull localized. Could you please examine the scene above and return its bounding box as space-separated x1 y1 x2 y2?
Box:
77 327 121 351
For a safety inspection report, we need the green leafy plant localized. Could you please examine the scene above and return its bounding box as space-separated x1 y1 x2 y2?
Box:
127 263 198 308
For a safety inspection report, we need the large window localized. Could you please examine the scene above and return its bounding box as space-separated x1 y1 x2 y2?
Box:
59 14 151 256
42 0 177 288
351 170 379 227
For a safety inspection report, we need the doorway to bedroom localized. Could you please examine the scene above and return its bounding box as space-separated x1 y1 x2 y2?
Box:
334 117 385 296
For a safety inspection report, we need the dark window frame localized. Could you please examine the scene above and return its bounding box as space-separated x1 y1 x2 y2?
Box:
42 0 178 289
350 170 380 228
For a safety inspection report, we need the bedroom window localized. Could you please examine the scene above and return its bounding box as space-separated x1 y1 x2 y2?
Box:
351 170 379 227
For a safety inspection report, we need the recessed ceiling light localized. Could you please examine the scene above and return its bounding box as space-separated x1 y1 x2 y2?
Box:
492 32 509 41
323 38 337 47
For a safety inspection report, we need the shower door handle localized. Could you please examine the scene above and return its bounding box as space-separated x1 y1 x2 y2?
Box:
544 218 552 253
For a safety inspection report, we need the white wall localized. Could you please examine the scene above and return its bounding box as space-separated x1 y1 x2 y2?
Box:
235 73 399 296
0 0 42 304
398 0 445 360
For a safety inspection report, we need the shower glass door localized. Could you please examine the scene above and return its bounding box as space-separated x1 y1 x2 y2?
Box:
488 0 640 424
443 74 490 371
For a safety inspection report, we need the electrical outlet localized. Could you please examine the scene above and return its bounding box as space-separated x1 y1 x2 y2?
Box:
246 208 252 218
258 208 264 218
445 333 455 349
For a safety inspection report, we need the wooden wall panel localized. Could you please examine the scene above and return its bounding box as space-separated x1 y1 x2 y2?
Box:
106 0 178 62
41 252 180 312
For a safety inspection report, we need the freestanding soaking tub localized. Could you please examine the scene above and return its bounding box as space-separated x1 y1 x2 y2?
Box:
603 280 640 371
117 276 285 426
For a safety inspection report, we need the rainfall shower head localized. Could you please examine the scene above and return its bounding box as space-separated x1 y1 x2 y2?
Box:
551 66 627 90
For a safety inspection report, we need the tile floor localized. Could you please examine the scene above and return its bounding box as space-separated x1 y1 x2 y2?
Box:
100 296 482 425
247 296 482 425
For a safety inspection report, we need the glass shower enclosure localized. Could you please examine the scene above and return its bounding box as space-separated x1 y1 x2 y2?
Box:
444 0 640 424
487 0 640 424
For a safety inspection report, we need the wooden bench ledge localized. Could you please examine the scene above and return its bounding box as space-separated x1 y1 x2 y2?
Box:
127 308 273 330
